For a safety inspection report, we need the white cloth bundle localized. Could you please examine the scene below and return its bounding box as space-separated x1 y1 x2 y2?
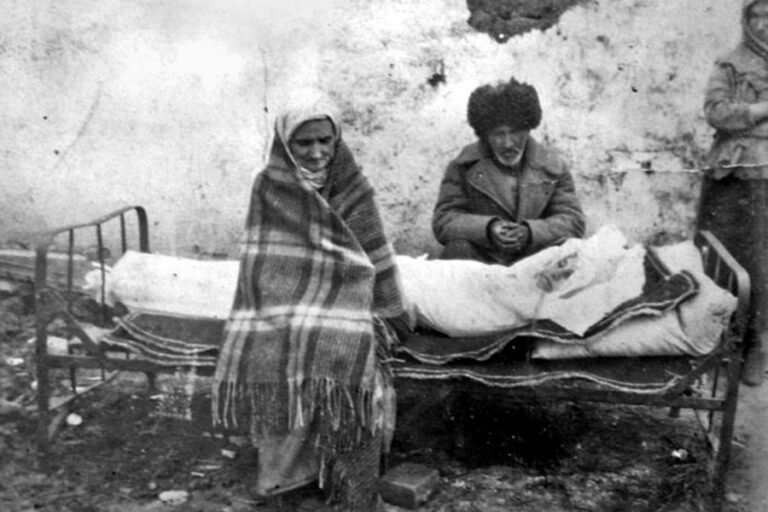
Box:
531 240 738 359
83 251 239 319
397 226 645 337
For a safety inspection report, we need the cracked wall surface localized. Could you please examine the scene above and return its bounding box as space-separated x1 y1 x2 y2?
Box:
1 0 740 256
466 0 590 43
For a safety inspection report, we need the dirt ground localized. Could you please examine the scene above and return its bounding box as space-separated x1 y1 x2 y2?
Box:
0 292 763 512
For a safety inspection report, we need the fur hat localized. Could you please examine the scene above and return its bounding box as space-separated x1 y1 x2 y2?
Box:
467 77 542 139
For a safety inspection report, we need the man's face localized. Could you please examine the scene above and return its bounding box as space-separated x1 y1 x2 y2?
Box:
750 2 768 42
487 124 529 167
289 119 335 173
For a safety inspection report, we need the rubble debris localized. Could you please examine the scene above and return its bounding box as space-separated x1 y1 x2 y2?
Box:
158 489 190 506
0 312 22 335
66 413 83 427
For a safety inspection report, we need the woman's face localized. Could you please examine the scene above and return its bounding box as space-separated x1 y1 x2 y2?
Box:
750 2 768 42
289 119 335 173
487 124 529 167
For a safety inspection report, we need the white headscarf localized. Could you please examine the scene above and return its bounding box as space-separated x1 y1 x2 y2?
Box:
273 89 341 190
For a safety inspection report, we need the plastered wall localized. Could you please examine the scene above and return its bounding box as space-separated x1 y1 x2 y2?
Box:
1 0 741 256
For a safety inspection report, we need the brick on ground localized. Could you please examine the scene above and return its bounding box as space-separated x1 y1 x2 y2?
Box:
379 462 439 509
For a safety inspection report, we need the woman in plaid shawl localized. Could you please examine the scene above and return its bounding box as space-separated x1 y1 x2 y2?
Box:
212 90 406 510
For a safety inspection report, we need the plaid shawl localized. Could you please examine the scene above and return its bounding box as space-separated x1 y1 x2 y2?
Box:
212 105 403 455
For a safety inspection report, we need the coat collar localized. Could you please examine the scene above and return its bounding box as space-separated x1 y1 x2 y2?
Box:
458 137 556 220
718 43 768 78
454 137 553 171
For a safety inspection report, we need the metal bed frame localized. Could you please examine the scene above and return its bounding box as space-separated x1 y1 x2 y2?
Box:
30 206 750 512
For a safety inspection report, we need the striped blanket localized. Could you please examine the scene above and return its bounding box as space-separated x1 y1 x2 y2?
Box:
100 245 697 368
211 136 403 458
397 249 698 365
103 313 221 367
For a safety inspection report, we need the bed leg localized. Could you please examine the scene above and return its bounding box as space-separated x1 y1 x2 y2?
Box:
146 372 157 392
69 367 78 394
381 451 390 474
709 357 742 512
35 328 53 473
35 348 51 471
34 251 52 472
445 391 468 459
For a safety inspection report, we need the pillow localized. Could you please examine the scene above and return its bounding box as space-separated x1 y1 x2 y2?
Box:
531 310 690 359
654 241 737 356
531 240 738 359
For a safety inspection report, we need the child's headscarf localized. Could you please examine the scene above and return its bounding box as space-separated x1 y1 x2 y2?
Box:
744 0 768 61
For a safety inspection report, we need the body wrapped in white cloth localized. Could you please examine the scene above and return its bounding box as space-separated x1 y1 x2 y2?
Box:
82 226 736 359
83 253 239 319
397 226 645 337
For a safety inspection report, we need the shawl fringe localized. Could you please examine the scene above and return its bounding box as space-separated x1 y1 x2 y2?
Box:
213 377 379 452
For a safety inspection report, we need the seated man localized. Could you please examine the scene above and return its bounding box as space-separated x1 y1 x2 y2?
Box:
432 76 586 264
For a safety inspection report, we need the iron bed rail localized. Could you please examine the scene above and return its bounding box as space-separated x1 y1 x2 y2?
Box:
29 208 749 512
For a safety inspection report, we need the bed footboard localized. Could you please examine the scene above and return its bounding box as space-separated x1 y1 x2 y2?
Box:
33 206 149 464
693 230 750 510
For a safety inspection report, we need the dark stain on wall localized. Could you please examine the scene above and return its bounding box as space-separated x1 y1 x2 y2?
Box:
467 0 592 43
